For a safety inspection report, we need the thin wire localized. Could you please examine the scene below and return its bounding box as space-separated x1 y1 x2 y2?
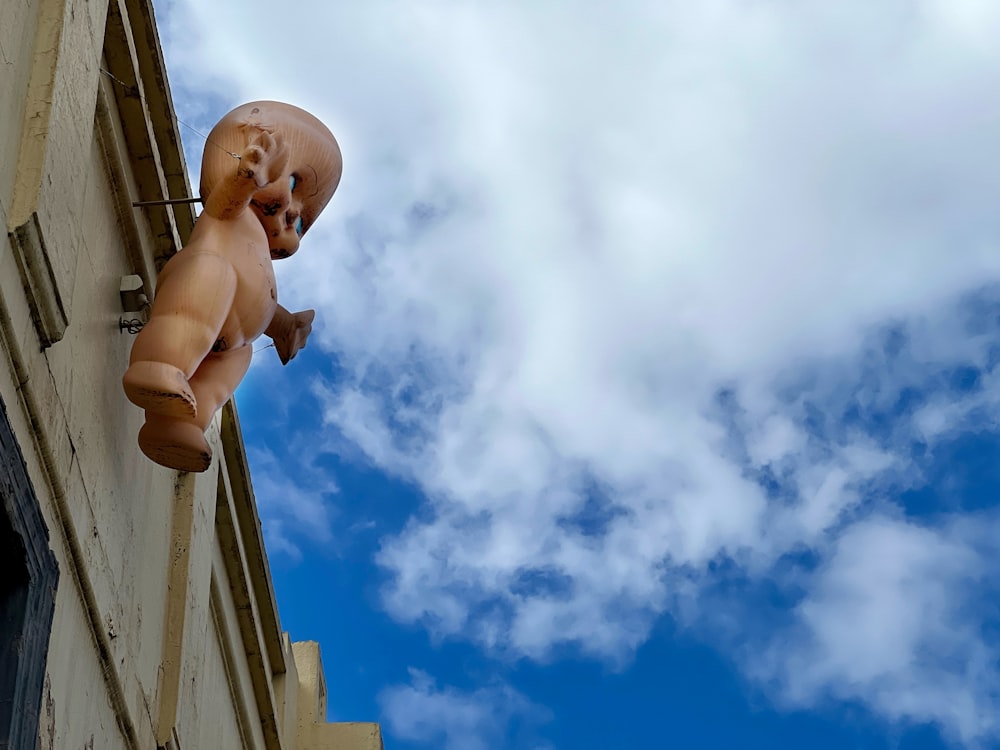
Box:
99 68 138 96
132 197 202 207
99 68 240 160
253 342 275 356
176 117 240 160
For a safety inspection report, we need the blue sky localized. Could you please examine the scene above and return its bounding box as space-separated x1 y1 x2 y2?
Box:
154 1 1000 747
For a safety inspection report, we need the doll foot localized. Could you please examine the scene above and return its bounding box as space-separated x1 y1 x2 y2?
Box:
138 419 212 473
123 361 197 419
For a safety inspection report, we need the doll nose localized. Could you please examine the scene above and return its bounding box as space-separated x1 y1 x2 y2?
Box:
256 180 292 215
254 193 288 217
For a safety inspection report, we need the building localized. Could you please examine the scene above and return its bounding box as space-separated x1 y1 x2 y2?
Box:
0 0 382 747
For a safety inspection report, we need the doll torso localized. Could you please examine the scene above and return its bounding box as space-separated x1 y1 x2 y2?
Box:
161 210 279 352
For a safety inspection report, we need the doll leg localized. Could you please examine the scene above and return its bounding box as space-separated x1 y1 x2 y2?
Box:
187 344 254 431
136 415 213 473
123 252 237 419
136 344 253 472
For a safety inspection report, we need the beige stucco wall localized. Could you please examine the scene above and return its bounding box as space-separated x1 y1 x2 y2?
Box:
294 643 385 750
0 0 382 748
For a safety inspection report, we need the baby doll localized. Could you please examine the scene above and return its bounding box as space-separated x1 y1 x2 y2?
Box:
123 101 342 472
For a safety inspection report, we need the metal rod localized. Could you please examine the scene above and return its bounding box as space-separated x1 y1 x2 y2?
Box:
132 197 202 207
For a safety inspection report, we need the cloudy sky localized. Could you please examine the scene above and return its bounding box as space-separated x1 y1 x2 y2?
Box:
154 1 1000 747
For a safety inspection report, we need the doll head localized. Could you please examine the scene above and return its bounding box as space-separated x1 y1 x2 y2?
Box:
200 101 343 257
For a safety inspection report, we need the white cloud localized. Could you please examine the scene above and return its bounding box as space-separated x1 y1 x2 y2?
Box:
156 0 1000 741
751 515 1000 746
379 669 550 750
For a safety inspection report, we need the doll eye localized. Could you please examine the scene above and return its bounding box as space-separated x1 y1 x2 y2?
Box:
289 174 298 192
295 217 304 236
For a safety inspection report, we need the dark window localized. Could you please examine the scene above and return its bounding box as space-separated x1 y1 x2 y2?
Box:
0 398 58 750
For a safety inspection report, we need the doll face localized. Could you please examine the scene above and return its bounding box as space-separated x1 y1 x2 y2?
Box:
250 163 326 259
202 101 342 258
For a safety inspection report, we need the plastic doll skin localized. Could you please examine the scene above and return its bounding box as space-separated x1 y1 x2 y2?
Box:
123 101 342 472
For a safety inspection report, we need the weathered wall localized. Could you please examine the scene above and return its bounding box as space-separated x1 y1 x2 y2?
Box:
0 0 383 748
294 642 385 750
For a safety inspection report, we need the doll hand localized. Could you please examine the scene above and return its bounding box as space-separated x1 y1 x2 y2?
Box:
238 128 290 188
273 309 315 365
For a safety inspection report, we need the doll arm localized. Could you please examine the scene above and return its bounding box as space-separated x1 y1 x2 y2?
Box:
203 128 290 220
265 305 315 365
